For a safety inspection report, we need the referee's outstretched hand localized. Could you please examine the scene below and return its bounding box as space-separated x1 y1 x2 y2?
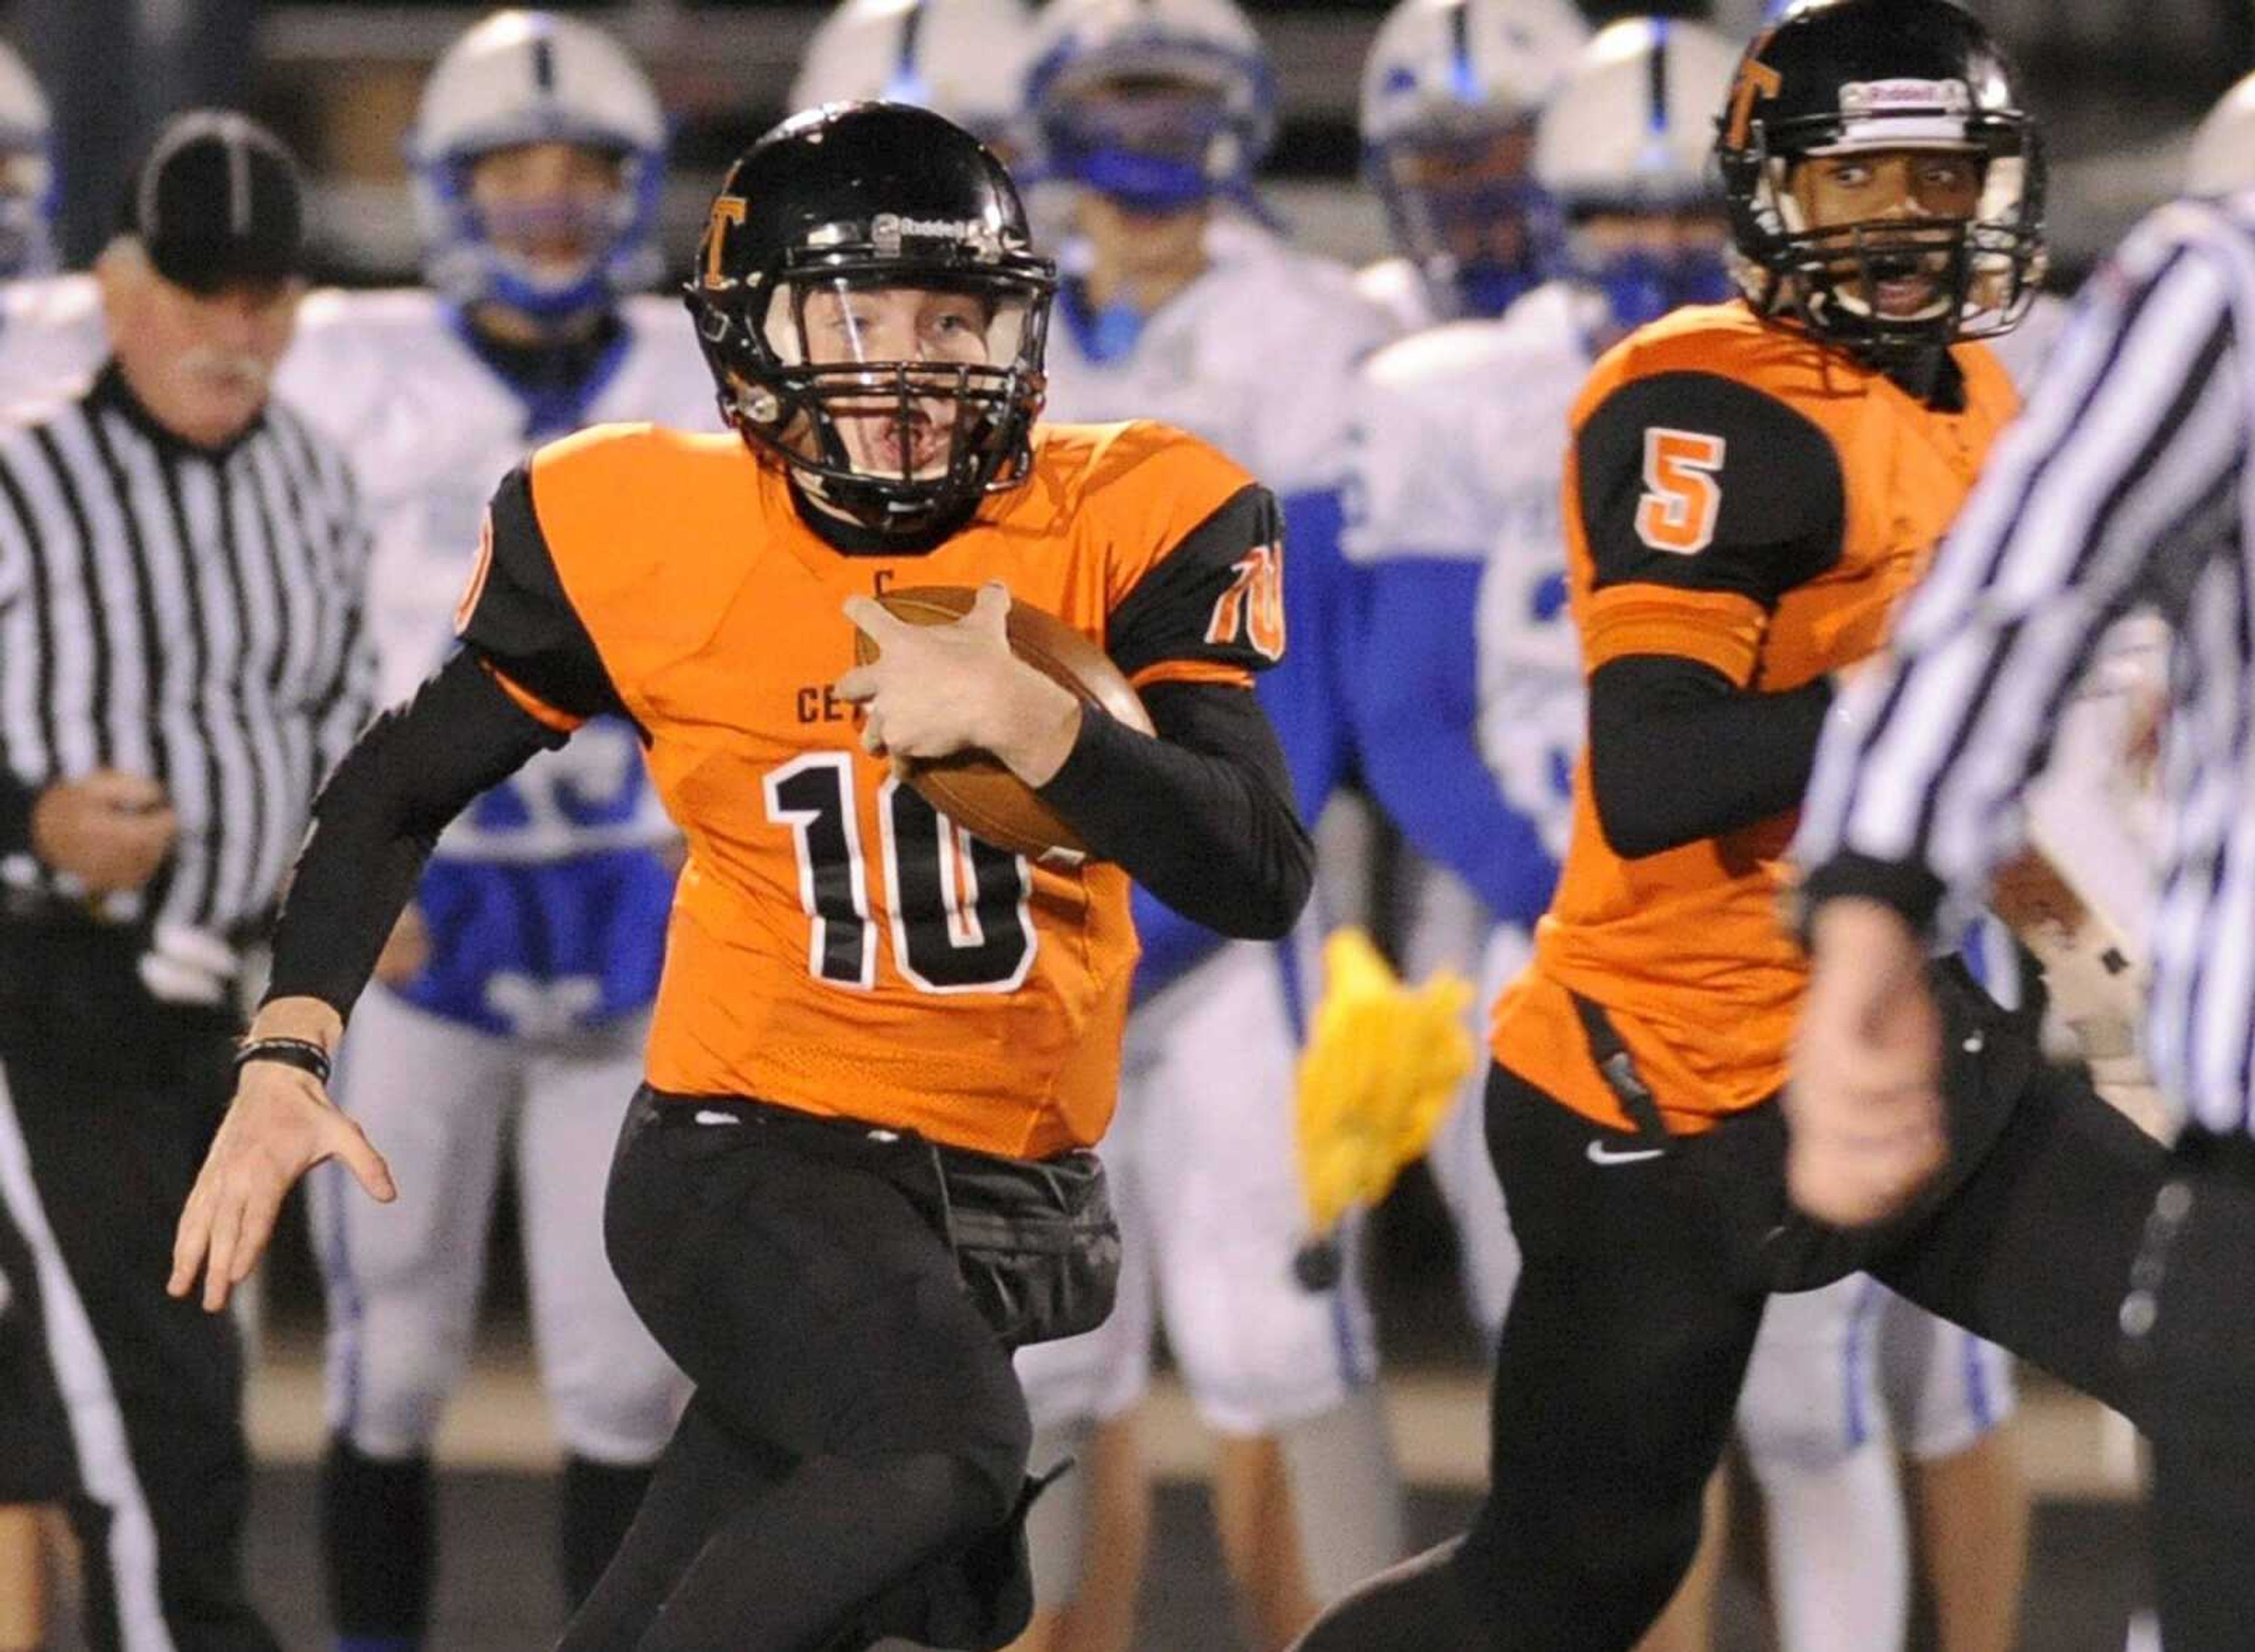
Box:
170 1001 395 1314
1787 897 1947 1228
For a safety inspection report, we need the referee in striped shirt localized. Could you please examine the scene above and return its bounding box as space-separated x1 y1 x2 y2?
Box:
0 113 371 1652
1792 193 2255 1652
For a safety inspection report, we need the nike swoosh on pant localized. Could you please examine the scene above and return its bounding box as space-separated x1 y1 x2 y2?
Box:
1584 1140 1667 1166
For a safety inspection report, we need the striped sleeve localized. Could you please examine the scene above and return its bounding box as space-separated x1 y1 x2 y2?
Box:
1795 211 2247 931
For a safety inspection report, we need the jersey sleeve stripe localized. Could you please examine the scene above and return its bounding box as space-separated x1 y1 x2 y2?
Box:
1128 660 1256 691
1583 586 1766 685
481 658 585 734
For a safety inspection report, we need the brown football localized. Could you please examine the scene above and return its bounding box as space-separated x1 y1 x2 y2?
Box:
850 586 1155 861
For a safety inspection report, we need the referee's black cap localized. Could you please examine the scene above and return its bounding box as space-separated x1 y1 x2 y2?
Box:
122 110 306 295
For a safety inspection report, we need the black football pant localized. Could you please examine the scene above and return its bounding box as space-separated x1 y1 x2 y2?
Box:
1293 965 2255 1652
558 1091 1032 1652
0 918 277 1652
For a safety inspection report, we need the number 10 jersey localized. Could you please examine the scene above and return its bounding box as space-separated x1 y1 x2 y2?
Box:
455 418 1285 1159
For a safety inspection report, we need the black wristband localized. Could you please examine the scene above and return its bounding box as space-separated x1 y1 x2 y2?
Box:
234 1036 333 1086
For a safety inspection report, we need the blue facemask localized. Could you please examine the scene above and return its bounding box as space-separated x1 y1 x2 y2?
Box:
1053 142 1217 215
419 143 665 328
1586 245 1734 332
1451 258 1546 321
1034 67 1264 217
1368 133 1560 321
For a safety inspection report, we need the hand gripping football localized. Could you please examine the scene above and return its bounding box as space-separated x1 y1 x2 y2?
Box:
851 586 1153 861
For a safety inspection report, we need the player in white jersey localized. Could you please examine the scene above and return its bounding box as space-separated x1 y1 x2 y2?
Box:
1000 2 1402 1645
276 15 703 1649
0 36 46 284
1354 0 1589 335
0 38 94 415
1347 20 2031 1652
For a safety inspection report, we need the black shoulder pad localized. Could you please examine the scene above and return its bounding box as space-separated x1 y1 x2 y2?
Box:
1576 371 1845 608
456 466 631 726
1107 483 1285 681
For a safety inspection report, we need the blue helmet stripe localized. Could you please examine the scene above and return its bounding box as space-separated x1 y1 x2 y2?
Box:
528 12 557 95
1647 19 1670 134
897 1 926 84
1448 0 1479 104
883 0 931 102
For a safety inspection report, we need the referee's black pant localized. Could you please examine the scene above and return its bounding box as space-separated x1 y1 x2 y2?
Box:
1293 961 2255 1652
0 916 277 1652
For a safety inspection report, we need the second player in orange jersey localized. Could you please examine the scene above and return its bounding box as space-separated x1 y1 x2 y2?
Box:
1292 6 2187 1650
171 103 1313 1651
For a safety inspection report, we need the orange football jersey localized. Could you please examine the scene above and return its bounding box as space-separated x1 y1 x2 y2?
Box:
1492 303 2018 1132
455 420 1285 1158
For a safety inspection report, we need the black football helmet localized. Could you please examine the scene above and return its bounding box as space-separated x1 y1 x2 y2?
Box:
1715 0 2045 361
685 103 1057 535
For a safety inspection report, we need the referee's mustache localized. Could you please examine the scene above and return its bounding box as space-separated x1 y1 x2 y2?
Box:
176 348 274 395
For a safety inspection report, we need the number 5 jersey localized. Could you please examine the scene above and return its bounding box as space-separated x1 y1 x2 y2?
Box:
1495 300 2019 1133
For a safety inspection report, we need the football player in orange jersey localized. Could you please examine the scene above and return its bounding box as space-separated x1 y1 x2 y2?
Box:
1290 4 2239 1649
166 102 1314 1651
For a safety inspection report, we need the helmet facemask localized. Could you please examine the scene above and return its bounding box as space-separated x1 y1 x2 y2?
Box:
1724 95 2045 362
1560 201 1734 334
696 233 1055 535
1029 27 1276 218
1368 116 1559 319
424 137 665 326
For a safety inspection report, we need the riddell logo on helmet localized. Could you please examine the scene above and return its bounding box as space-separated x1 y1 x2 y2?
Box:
871 213 1001 257
1839 78 1973 115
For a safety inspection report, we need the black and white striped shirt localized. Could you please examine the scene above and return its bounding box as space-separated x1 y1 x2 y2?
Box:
1796 194 2255 1136
0 361 374 944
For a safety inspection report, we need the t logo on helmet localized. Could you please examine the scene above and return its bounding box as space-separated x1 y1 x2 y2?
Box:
701 195 747 290
1725 33 1783 149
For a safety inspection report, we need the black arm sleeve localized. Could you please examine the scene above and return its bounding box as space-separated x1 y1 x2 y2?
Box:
1036 681 1312 940
456 465 634 729
262 650 566 1013
1587 654 1835 859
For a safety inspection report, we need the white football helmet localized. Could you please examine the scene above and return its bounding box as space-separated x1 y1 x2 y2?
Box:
1359 0 1588 150
1534 18 1739 211
792 0 1038 147
0 36 53 278
1536 18 1739 334
2188 71 2255 197
408 9 668 324
1023 0 1275 213
1358 0 1589 318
